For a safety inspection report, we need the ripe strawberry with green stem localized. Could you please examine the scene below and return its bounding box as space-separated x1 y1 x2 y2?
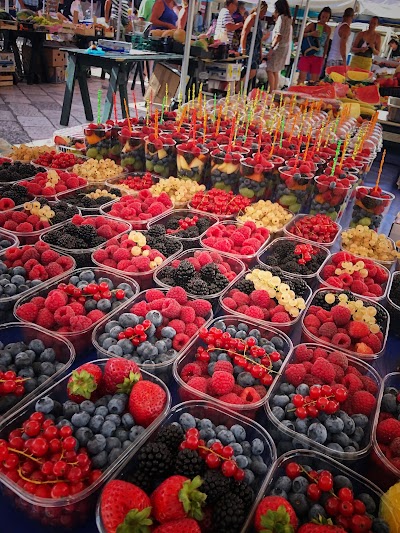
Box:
153 518 202 533
254 496 298 532
100 480 152 533
129 379 167 427
103 358 142 395
297 523 346 533
151 475 206 524
67 363 103 403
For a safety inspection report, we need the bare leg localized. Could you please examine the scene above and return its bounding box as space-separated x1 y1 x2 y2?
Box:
310 71 320 82
267 71 276 91
298 70 307 84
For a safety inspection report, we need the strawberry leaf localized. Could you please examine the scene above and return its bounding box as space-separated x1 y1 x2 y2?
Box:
67 369 97 399
116 506 153 533
178 475 207 521
116 371 141 394
260 505 294 533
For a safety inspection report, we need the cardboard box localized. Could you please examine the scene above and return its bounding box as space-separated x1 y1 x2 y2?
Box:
206 62 241 82
0 74 13 87
47 66 66 84
0 52 15 73
43 48 67 67
207 79 237 93
145 63 181 106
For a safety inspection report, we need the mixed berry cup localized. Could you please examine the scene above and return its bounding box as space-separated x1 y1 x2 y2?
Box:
350 186 395 232
239 155 275 202
274 166 314 214
210 149 244 193
176 142 209 184
119 129 146 173
145 135 177 178
84 124 111 160
309 175 352 222
108 123 122 162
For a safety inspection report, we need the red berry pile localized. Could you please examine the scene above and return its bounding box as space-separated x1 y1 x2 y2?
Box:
320 252 389 298
202 221 270 258
291 382 348 419
33 151 85 169
0 370 29 398
0 412 101 499
111 172 155 193
0 184 32 212
19 170 87 198
287 214 339 244
105 190 173 225
374 384 400 476
190 189 251 216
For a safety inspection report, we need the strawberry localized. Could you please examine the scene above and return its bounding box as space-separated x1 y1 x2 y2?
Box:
153 518 201 532
100 480 152 533
151 475 206 524
103 358 142 394
254 496 298 532
298 523 346 533
67 363 103 403
129 380 167 427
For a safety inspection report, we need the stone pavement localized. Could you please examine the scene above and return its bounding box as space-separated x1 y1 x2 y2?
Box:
0 70 146 144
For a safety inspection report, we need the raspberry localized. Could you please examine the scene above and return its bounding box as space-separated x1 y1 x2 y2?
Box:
332 364 344 380
253 385 267 398
57 256 74 269
11 211 28 223
361 333 382 353
318 322 337 339
3 220 18 231
377 419 400 445
54 306 75 326
70 315 92 332
389 437 400 457
331 305 352 326
232 291 250 306
325 277 344 289
355 342 374 355
87 310 105 323
312 347 329 360
162 299 182 319
342 374 363 394
303 374 323 387
218 393 244 405
316 309 332 322
360 375 378 395
29 264 48 282
304 315 321 329
321 265 336 278
184 323 198 338
331 332 351 349
350 280 368 295
21 248 40 262
351 390 376 417
196 251 213 266
221 297 237 310
194 316 206 327
311 358 335 384
187 299 212 318
113 248 131 262
93 249 108 263
16 302 38 322
16 222 34 232
348 321 370 339
45 290 68 313
172 333 190 351
69 302 85 315
186 376 208 394
179 306 196 324
285 364 307 387
245 306 264 319
46 262 64 278
143 289 164 303
31 296 45 309
210 371 235 395
40 249 60 265
166 286 188 304
294 345 313 362
327 351 349 370
347 366 362 377
181 363 202 382
240 387 261 404
249 289 270 307
236 305 249 315
36 308 55 329
167 319 186 334
214 361 234 374
271 312 291 324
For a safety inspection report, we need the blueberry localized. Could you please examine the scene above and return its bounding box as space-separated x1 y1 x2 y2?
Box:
161 327 176 339
35 396 54 414
285 403 296 421
243 469 255 486
0 351 12 367
309 504 326 521
271 394 290 408
15 352 34 368
71 411 91 428
236 455 248 468
358 493 376 514
333 475 353 491
115 428 129 442
241 441 252 456
145 310 163 327
272 406 285 421
199 428 215 441
279 383 295 395
121 413 135 430
381 393 397 414
95 406 109 417
292 476 309 493
327 443 344 452
119 313 139 328
80 270 95 282
338 411 356 435
274 476 292 493
108 345 123 356
218 430 235 445
122 440 133 450
344 445 357 452
109 326 124 339
331 432 350 448
372 518 390 533
105 321 120 333
97 299 112 312
288 492 309 516
214 320 226 331
230 424 246 442
75 427 93 446
307 422 327 444
295 418 310 434
3 283 16 296
251 438 264 456
352 426 364 443
351 414 368 428
324 415 344 434
230 443 243 455
129 426 145 441
108 447 124 464
80 400 96 415
87 434 107 455
108 396 126 414
92 450 108 468
89 415 105 433
106 414 121 425
270 488 288 499
237 372 255 388
179 413 196 431
106 436 121 452
250 456 267 475
57 419 73 429
296 384 309 396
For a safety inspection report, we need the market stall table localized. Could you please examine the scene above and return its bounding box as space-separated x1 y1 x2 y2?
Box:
59 48 184 126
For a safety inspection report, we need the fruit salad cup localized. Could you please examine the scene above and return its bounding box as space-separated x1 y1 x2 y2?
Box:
145 135 176 178
84 124 111 160
350 186 395 231
309 175 352 222
274 166 314 214
239 155 275 202
108 124 121 162
210 148 244 193
119 129 146 172
176 142 209 183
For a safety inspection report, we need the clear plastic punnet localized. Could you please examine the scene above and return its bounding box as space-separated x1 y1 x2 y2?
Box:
283 213 341 249
0 359 171 529
55 183 122 215
0 228 19 251
100 198 174 232
386 271 400 337
95 400 277 533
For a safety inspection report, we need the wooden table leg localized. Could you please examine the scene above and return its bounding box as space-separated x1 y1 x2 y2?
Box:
77 62 94 122
102 64 119 122
60 54 78 126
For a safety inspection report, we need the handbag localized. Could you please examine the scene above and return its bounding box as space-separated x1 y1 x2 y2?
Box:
301 23 320 56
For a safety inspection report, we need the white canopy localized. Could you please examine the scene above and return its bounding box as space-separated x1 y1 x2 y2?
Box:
287 0 400 22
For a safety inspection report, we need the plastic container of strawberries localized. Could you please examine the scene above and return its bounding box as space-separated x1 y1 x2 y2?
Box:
173 315 293 417
301 288 390 361
100 199 174 232
0 244 76 323
92 288 214 383
200 220 271 268
219 268 313 335
147 208 220 251
386 271 400 337
0 359 171 530
14 268 139 354
105 172 160 197
257 237 330 288
153 248 245 310
242 449 391 532
0 228 19 251
40 215 131 268
91 230 183 290
317 252 390 303
55 183 122 215
370 372 400 490
95 399 277 533
283 213 341 249
264 342 381 461
0 322 75 426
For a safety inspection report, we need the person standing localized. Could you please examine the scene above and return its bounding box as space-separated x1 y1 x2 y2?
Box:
138 0 156 20
326 7 354 69
215 0 243 46
105 0 130 32
350 16 381 71
150 0 178 29
266 0 292 92
240 1 269 82
195 10 203 32
297 7 331 84
389 38 400 59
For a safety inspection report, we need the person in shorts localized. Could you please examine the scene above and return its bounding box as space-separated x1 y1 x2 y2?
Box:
298 6 331 84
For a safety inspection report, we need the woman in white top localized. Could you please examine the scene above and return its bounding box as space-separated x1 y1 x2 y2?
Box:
266 0 292 92
326 7 354 69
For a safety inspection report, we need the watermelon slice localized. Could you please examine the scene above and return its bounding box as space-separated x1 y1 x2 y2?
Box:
353 84 380 105
326 65 373 79
332 82 349 98
287 84 336 99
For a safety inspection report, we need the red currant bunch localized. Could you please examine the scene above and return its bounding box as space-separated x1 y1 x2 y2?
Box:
117 319 152 345
166 216 199 234
292 384 348 419
294 243 317 265
58 282 125 303
0 371 27 397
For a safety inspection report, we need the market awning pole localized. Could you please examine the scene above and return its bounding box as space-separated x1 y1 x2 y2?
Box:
116 0 123 40
289 0 310 86
90 0 94 20
243 0 262 95
178 0 196 104
5 0 9 12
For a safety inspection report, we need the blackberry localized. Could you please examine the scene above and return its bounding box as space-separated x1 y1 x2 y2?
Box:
77 224 97 242
197 218 212 233
160 276 176 287
137 442 173 477
230 481 255 509
174 449 205 477
109 188 121 197
235 279 255 295
158 266 176 279
176 260 196 281
0 162 45 182
125 468 154 493
63 222 80 236
42 231 59 245
202 470 232 500
0 184 31 205
182 226 199 238
262 256 279 267
148 224 166 238
155 423 184 452
200 263 219 281
212 493 246 533
373 305 387 328
57 234 78 249
186 278 209 295
91 236 107 247
286 278 308 298
284 260 302 274
165 218 180 231
146 235 181 258
211 274 229 290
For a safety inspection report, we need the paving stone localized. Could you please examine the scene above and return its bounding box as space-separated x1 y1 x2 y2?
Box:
23 126 55 140
17 116 53 128
0 111 17 122
9 104 44 117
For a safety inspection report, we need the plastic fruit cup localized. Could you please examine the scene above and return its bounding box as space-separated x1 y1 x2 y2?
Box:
84 124 111 159
119 129 146 172
283 213 341 249
95 400 276 533
239 157 275 202
145 135 176 178
210 149 244 193
176 144 209 183
173 316 292 417
264 343 381 461
108 124 121 161
350 186 395 232
274 167 314 214
0 359 170 529
309 175 352 222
